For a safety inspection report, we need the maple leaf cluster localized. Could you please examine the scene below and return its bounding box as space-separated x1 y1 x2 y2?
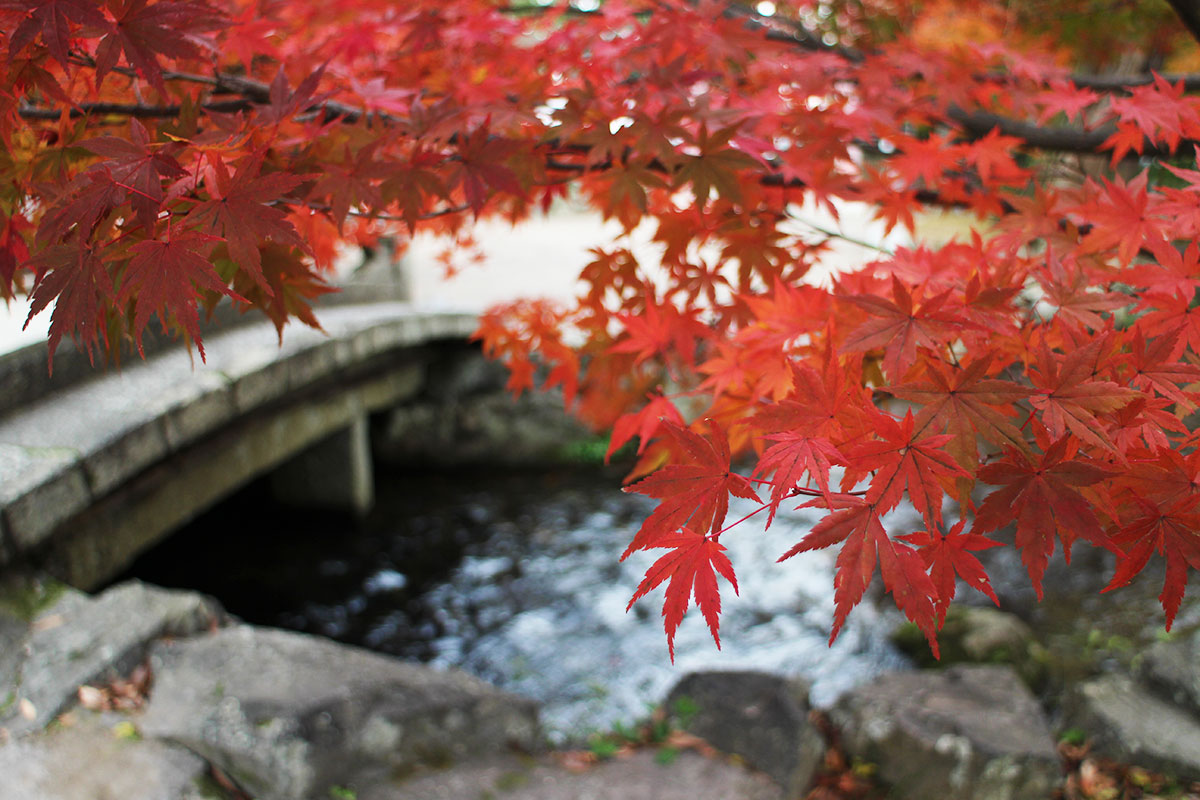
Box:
7 0 1200 658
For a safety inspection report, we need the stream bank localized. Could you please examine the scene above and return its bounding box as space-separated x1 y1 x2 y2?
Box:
2 576 1200 800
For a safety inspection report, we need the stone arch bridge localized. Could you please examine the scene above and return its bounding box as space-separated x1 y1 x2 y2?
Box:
0 303 588 591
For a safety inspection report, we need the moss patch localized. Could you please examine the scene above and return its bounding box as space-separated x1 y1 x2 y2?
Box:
0 575 69 622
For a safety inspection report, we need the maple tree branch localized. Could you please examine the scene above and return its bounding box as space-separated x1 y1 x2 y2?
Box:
787 212 895 256
300 200 473 223
18 100 253 120
947 105 1194 158
1068 71 1200 92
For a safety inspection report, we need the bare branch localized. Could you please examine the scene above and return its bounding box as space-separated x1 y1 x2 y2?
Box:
948 105 1192 158
1069 71 1200 92
19 99 253 120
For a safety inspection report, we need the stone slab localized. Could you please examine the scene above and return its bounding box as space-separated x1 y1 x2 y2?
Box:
140 625 541 800
1063 673 1200 781
0 444 90 551
358 749 784 800
0 580 223 738
0 718 210 800
832 665 1060 800
1138 628 1200 716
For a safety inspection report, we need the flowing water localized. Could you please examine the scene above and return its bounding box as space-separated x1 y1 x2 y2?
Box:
126 464 1197 743
127 466 913 741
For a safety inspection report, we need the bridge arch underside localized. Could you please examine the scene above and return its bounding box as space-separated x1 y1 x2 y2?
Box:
1 305 594 591
39 351 429 590
0 306 494 590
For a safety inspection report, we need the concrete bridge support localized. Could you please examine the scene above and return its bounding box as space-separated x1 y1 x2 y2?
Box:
269 415 374 516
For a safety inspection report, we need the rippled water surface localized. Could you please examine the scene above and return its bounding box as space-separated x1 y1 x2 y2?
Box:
128 464 1197 742
129 466 913 739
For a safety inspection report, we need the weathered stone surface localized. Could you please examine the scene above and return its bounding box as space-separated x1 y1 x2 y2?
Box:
1063 673 1200 781
0 443 90 551
0 607 26 708
0 718 209 800
377 390 593 466
831 665 1059 800
0 305 477 574
140 625 541 800
81 420 170 497
894 606 1047 689
357 749 784 800
0 580 223 738
1138 628 1200 717
665 671 822 797
270 415 374 515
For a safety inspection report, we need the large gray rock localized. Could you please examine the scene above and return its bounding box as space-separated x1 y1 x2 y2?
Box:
1138 628 1200 716
140 625 542 800
356 749 784 800
1063 673 1200 781
665 671 822 797
831 665 1060 800
0 717 209 800
0 579 223 737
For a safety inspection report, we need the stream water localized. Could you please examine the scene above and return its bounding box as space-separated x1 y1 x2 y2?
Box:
125 464 1198 743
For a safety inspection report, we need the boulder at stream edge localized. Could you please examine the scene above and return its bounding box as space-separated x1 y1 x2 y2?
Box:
831 664 1060 800
665 670 823 797
1062 627 1200 782
139 624 542 800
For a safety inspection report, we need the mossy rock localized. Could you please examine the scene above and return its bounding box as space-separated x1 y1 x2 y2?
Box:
893 605 1047 690
0 573 70 622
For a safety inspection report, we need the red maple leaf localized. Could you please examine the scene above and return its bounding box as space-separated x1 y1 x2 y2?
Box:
1128 238 1200 302
95 0 226 93
627 528 738 661
1134 289 1200 360
1074 173 1166 266
842 410 970 527
449 124 523 215
80 119 185 232
672 123 761 206
1103 494 1200 630
310 140 385 233
24 241 114 365
380 147 451 231
900 518 1003 625
622 419 760 557
1105 73 1198 152
1108 396 1187 453
606 392 685 462
779 498 939 655
116 230 240 355
188 155 309 294
973 438 1116 598
752 430 845 523
887 132 964 187
840 276 968 380
5 0 108 69
1125 328 1200 411
886 355 1032 473
609 297 711 369
1027 337 1140 455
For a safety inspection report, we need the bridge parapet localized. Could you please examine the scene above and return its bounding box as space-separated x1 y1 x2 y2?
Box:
0 304 478 587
